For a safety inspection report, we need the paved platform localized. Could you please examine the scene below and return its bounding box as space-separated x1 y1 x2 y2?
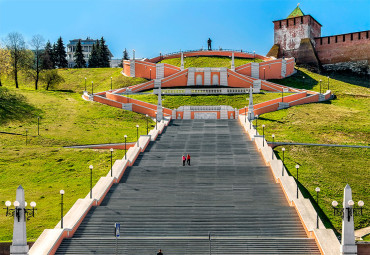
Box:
56 120 320 254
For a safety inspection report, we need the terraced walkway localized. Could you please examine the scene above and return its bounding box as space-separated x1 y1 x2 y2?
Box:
56 120 320 254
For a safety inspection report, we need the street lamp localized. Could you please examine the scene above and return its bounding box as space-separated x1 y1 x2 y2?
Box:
136 124 139 147
272 134 275 159
155 112 158 130
253 51 255 61
4 200 36 222
145 114 149 135
244 106 247 123
111 77 113 90
315 187 320 228
91 81 94 95
319 79 322 94
60 190 64 228
327 76 330 90
282 87 284 102
89 165 93 199
332 199 364 222
262 124 265 147
282 147 285 176
124 135 127 160
296 164 300 198
84 77 87 91
255 115 258 136
110 148 113 177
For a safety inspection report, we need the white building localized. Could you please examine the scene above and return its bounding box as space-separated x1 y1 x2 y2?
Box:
66 37 113 68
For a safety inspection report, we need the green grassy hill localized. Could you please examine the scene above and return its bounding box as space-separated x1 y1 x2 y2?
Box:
262 69 369 233
0 63 368 241
1 68 147 93
0 69 151 242
159 56 262 68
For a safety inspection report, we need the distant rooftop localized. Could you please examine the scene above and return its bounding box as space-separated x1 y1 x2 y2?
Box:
68 37 99 46
287 4 305 18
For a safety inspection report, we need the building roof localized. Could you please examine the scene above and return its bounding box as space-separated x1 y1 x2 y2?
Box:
287 4 305 18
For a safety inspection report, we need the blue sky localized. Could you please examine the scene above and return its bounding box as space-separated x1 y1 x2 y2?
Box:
0 0 369 59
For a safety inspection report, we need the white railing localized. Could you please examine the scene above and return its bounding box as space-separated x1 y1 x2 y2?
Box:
177 105 234 111
153 88 251 95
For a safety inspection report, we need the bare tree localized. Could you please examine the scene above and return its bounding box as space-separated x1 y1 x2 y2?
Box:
5 32 26 88
29 34 45 90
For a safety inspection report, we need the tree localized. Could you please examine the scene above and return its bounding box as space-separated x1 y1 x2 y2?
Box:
29 34 45 90
74 39 86 68
52 43 57 68
88 42 99 68
42 41 54 70
123 48 129 60
55 36 68 68
0 44 12 86
99 37 110 67
119 48 129 67
5 32 27 88
40 69 64 90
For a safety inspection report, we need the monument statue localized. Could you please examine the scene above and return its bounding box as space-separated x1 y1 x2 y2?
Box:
207 38 212 51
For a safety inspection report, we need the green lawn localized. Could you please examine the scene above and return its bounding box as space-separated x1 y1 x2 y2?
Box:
258 68 370 233
0 71 152 242
159 56 262 68
1 68 147 94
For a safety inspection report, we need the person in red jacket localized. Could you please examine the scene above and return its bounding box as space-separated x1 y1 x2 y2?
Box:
182 155 186 166
187 154 191 166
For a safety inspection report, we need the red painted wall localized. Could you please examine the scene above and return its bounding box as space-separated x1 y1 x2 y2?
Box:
314 31 370 64
227 70 253 88
194 72 204 85
235 63 252 76
260 60 283 79
161 70 188 87
123 61 130 76
210 72 220 85
163 64 181 77
134 61 156 80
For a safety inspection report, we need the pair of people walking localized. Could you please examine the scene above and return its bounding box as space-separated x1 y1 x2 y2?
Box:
182 154 191 166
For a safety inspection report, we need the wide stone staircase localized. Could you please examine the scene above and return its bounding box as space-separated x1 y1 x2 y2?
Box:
56 120 320 254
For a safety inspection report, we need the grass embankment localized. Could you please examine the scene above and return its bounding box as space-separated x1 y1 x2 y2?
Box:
0 69 151 242
259 69 369 233
159 56 262 68
1 67 147 94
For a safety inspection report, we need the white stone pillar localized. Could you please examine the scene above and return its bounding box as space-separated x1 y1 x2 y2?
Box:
156 85 163 121
340 184 357 255
247 86 255 121
180 52 184 71
10 186 29 255
231 52 235 72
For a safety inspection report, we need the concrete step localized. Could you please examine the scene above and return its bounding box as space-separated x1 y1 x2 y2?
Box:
56 120 319 254
56 238 320 255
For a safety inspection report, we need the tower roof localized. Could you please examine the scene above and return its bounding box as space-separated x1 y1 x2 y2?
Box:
287 4 305 18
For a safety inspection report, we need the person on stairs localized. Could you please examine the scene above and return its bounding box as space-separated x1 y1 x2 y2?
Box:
157 249 163 255
182 155 186 166
187 154 191 166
